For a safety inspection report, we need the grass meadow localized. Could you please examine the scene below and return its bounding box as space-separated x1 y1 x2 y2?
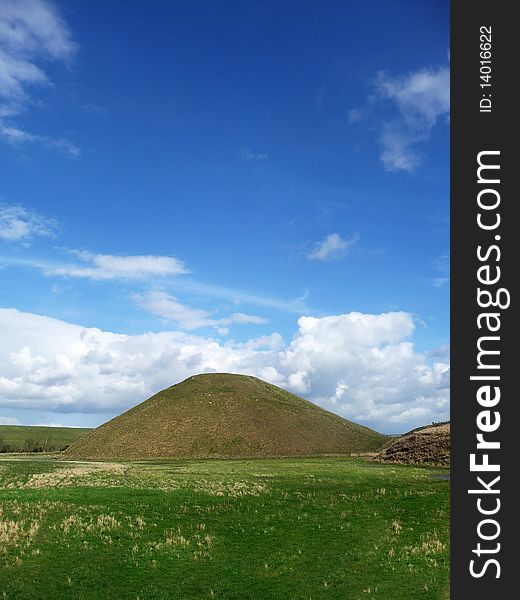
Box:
0 456 449 599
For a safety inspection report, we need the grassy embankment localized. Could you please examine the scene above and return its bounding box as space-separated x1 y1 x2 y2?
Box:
0 425 90 453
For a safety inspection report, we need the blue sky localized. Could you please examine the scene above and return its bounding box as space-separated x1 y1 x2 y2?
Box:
0 0 449 433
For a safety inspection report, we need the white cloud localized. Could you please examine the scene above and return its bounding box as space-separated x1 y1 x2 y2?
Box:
44 251 188 281
375 67 449 171
0 249 309 314
377 67 450 128
0 0 76 63
0 415 21 425
0 0 78 152
307 232 358 261
433 278 449 288
379 122 422 172
134 290 267 332
0 307 449 433
279 313 449 428
0 121 36 142
0 203 57 242
0 121 81 155
0 122 80 155
45 137 81 156
222 312 266 326
432 252 449 288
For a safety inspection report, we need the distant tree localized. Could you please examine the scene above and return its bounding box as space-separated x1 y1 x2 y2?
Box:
0 435 18 453
23 438 44 452
42 431 51 451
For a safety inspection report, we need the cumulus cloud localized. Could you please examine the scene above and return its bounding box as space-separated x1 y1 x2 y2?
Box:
280 313 449 428
134 290 267 332
0 0 78 153
0 203 57 242
0 308 449 433
44 250 188 280
307 233 359 261
376 67 449 171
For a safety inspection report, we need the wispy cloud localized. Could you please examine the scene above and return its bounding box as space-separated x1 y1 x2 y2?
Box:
347 107 364 124
134 290 267 333
0 203 57 242
239 148 268 161
0 121 81 155
0 0 79 154
0 122 36 142
44 250 188 281
307 233 359 262
432 252 449 288
376 67 449 171
167 278 310 314
0 251 310 315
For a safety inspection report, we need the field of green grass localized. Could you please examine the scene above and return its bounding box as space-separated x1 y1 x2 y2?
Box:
0 456 449 599
0 425 91 453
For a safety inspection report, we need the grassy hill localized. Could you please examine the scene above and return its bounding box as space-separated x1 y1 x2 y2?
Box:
64 373 388 460
373 422 450 467
0 425 91 453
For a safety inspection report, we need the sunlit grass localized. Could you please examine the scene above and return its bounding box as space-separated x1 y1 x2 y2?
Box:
0 456 449 599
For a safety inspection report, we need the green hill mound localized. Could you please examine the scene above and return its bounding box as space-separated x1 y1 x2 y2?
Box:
373 422 450 467
64 373 388 460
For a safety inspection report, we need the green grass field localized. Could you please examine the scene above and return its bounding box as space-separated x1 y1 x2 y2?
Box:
0 425 91 453
0 456 449 599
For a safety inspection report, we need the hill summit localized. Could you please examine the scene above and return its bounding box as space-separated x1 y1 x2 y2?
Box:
64 373 387 460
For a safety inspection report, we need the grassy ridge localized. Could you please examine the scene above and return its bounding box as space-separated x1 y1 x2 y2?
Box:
65 373 388 460
0 456 449 599
0 425 90 452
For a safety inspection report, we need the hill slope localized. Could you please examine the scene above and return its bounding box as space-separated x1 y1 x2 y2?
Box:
64 373 387 460
0 425 90 453
373 422 450 467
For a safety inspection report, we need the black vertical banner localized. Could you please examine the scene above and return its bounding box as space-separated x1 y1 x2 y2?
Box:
451 1 516 597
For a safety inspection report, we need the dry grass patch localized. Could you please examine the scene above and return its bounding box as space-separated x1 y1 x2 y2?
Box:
193 479 268 497
59 513 122 536
1 462 127 490
400 530 446 561
0 518 40 565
